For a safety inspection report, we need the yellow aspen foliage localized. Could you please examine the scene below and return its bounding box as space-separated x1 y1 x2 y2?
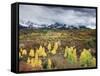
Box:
39 45 43 53
35 59 42 68
30 58 35 67
54 42 58 50
19 52 22 58
64 46 77 64
80 49 92 67
30 54 42 68
80 49 87 65
72 48 77 63
42 47 47 57
20 47 23 52
22 49 27 56
67 47 73 64
34 59 39 66
36 49 39 55
51 42 58 55
64 46 68 57
47 58 52 69
38 59 42 65
70 46 74 51
48 43 52 52
91 57 96 66
51 49 56 55
30 58 34 64
37 45 43 56
27 57 31 64
37 46 47 57
29 49 34 57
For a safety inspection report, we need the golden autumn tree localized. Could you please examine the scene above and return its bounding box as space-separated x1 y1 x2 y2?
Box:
64 46 68 58
29 49 34 57
42 47 47 57
19 51 22 58
37 45 47 57
30 52 42 69
47 58 52 69
20 47 23 53
64 46 77 64
79 49 92 67
91 57 96 67
51 42 58 55
19 48 23 58
48 43 52 53
72 48 77 64
27 57 31 64
22 49 27 56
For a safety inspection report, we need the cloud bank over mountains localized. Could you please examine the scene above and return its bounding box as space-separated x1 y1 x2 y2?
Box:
19 4 96 29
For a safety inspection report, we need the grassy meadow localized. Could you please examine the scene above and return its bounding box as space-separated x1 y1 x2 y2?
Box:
19 28 96 71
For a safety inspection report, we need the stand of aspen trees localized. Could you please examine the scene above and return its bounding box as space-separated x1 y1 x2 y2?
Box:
19 41 96 70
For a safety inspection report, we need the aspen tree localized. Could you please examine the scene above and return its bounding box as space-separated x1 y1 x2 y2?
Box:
64 46 68 58
29 49 34 57
51 42 58 55
27 57 31 64
80 49 92 67
47 58 52 69
22 49 27 56
19 52 22 58
48 43 52 52
91 57 96 66
42 47 47 57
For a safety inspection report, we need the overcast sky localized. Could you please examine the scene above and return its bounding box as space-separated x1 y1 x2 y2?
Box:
19 4 96 29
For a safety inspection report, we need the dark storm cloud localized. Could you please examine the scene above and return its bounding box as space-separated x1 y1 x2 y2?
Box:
19 5 96 29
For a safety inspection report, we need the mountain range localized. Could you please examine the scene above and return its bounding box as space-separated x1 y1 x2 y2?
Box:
19 21 90 30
